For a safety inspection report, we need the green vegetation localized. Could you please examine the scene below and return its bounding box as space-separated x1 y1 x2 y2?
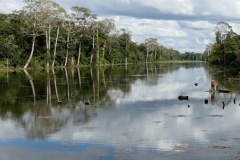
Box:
0 0 204 70
204 21 240 67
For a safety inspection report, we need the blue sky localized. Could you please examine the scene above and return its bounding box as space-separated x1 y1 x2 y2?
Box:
1 0 240 53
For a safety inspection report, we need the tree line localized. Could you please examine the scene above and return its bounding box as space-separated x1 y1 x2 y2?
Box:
204 21 240 67
0 0 204 70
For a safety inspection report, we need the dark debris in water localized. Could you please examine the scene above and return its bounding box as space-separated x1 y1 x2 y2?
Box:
115 148 135 153
172 115 189 118
153 121 162 123
208 115 224 117
220 139 229 141
206 146 231 150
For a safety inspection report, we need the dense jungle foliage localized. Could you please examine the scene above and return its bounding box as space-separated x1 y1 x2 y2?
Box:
204 21 240 67
0 0 206 69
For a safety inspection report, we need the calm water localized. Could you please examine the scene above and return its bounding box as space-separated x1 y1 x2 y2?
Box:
1 63 240 160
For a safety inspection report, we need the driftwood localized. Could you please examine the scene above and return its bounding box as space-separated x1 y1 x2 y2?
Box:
204 99 208 104
218 89 230 93
178 96 188 100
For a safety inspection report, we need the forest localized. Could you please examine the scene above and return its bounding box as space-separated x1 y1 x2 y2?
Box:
0 0 204 70
204 21 240 67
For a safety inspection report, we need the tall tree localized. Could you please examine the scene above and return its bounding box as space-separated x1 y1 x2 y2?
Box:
71 6 96 66
98 19 116 65
144 38 158 63
43 1 66 69
18 0 62 69
211 22 237 65
214 22 234 44
119 29 131 65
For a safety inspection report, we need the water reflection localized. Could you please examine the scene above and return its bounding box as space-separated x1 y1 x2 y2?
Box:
1 63 240 159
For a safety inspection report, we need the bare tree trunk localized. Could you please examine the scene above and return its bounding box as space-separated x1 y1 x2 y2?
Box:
46 31 50 69
77 42 81 66
97 67 99 103
45 24 52 70
64 32 70 67
71 57 75 67
90 30 95 65
90 54 93 65
125 39 128 65
52 27 59 68
154 48 157 61
103 41 106 65
24 36 36 70
97 23 99 65
146 48 149 63
77 67 81 89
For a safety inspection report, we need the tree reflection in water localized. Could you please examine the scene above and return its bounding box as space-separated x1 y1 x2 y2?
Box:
0 63 238 140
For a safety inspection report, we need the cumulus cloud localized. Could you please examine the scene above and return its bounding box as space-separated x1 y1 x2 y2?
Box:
0 0 24 13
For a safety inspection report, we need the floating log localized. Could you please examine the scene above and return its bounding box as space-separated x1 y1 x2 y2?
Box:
178 96 188 100
218 89 230 93
204 99 208 104
85 102 90 105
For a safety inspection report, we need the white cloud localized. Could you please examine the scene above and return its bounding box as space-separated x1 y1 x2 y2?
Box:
183 21 215 30
0 0 24 13
138 0 194 15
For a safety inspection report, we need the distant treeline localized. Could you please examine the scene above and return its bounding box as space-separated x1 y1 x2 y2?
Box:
0 0 204 69
204 21 240 67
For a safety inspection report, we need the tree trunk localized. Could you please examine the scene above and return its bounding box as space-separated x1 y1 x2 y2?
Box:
154 48 157 61
71 56 75 67
90 54 93 65
77 42 81 66
103 41 107 65
97 23 99 65
146 49 149 63
46 31 50 69
91 29 95 65
77 67 81 89
125 57 128 65
64 32 70 67
52 27 59 68
24 35 36 70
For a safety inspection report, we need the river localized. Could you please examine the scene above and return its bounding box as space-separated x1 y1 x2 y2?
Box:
0 63 240 160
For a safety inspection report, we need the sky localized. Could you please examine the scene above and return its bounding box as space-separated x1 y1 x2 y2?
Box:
1 0 240 53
